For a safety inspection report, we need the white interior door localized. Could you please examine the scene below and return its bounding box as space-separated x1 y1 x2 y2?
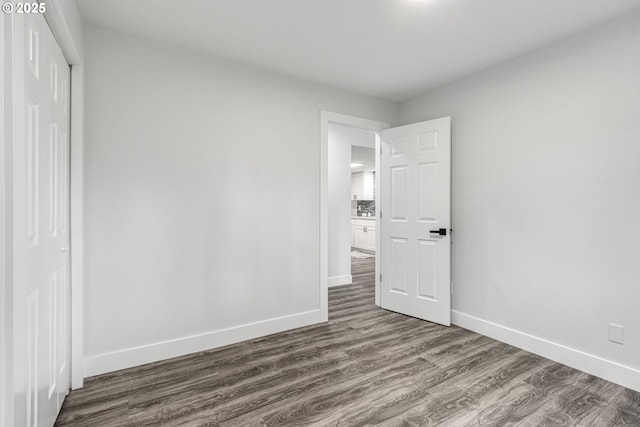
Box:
380 117 451 326
13 12 71 427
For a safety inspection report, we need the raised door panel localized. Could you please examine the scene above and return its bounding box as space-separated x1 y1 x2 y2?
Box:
417 239 438 301
26 97 39 246
389 238 408 295
418 162 438 223
390 166 408 221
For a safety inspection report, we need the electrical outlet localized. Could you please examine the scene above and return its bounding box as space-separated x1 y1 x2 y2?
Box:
608 323 624 344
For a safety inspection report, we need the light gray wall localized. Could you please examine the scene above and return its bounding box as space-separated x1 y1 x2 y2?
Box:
327 125 353 286
83 25 398 368
46 0 84 64
401 11 640 372
58 0 84 56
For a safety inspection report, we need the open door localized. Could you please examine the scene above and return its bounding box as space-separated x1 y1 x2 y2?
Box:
380 117 451 326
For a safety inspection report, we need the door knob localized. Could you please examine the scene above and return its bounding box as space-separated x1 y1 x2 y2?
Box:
429 228 447 236
60 247 69 253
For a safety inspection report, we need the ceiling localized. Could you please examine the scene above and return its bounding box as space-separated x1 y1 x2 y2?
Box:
77 0 640 103
352 146 376 173
328 124 376 172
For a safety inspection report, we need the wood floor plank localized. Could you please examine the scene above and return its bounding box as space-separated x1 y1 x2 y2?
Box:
55 256 640 426
583 404 640 426
518 383 607 426
239 357 440 427
472 383 550 426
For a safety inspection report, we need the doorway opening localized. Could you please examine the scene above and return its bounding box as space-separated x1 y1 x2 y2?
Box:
320 111 390 322
329 125 378 318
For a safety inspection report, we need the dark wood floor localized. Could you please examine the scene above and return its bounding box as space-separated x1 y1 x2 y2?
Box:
56 256 640 426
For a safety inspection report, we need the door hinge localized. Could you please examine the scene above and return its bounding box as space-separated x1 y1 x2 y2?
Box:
380 273 382 282
380 211 382 219
380 146 382 155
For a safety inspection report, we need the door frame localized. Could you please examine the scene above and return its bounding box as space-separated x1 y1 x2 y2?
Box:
320 111 389 322
3 6 85 424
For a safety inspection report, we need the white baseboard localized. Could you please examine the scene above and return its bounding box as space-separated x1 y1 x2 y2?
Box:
84 309 322 378
328 274 352 288
452 310 640 393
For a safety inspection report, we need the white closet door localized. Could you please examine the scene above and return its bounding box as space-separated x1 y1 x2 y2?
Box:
13 12 71 427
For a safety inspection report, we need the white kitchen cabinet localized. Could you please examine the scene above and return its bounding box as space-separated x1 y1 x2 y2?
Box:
351 218 376 252
351 171 374 200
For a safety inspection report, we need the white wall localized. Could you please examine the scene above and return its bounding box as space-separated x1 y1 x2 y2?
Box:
327 125 353 287
401 11 640 389
83 25 398 375
45 0 84 64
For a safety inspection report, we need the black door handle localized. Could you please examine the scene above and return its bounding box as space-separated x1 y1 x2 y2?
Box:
429 228 447 236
